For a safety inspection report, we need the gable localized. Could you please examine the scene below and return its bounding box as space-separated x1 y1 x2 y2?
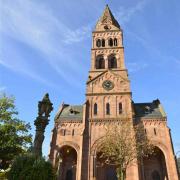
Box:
86 70 130 94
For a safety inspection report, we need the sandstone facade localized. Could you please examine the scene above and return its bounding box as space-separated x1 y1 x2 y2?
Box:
49 5 179 180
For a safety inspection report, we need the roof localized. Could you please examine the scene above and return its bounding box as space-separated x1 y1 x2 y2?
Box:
95 5 121 31
134 100 166 119
57 105 83 121
56 100 166 122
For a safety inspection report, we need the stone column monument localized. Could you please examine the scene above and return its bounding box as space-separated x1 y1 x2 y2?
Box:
33 93 53 156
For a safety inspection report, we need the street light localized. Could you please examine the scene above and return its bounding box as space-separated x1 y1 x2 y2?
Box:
33 93 53 156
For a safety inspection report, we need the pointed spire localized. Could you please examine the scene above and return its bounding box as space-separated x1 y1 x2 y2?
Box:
95 5 121 31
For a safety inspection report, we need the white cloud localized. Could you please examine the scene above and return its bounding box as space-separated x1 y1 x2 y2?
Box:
63 25 91 44
0 0 90 85
115 0 149 24
0 0 90 52
0 58 56 88
0 0 153 86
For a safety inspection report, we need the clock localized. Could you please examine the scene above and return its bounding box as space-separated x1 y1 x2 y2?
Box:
104 25 111 30
102 80 114 90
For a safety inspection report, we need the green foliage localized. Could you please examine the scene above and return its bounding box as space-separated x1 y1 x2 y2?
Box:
8 154 55 180
0 94 32 169
0 167 10 180
0 171 7 180
99 121 154 180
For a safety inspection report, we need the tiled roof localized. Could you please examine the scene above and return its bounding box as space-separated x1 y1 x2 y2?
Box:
134 101 166 119
58 105 83 121
56 100 166 122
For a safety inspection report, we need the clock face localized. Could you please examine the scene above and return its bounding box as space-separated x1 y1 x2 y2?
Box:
102 80 114 91
104 25 111 30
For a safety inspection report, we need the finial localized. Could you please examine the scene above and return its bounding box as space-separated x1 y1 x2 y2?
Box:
42 93 50 102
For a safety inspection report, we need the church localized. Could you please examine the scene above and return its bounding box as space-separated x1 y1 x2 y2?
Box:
49 5 179 180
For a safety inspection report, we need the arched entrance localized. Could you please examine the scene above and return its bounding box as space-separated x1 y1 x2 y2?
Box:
95 152 117 180
142 147 168 180
58 145 77 180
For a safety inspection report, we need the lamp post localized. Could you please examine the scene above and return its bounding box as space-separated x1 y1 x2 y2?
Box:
33 93 53 156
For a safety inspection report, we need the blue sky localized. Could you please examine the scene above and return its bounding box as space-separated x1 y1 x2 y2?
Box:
0 0 180 156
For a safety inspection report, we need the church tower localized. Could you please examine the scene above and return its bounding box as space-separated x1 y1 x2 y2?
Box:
49 5 179 180
84 5 139 179
86 5 132 120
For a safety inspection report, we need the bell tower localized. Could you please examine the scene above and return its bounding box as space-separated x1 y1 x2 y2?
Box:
86 5 133 120
89 5 125 76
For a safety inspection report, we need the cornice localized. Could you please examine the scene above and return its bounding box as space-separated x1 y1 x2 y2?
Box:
86 92 132 96
92 30 122 33
91 47 124 51
89 117 132 122
140 118 167 122
56 119 83 123
89 69 127 73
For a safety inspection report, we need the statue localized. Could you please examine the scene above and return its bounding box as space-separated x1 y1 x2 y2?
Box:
33 93 53 156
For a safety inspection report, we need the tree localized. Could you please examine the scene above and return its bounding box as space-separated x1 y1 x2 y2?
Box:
8 154 55 180
0 94 32 169
99 120 154 180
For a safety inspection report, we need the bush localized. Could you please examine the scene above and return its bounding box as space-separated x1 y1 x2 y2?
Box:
8 154 55 180
0 171 8 180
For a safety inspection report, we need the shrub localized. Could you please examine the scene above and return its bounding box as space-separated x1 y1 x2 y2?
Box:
8 154 55 180
0 171 7 180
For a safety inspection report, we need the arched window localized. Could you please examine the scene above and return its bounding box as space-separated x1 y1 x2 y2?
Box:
94 103 97 115
114 38 118 46
60 129 66 136
119 103 122 114
102 39 105 47
154 128 157 135
108 38 113 47
106 103 110 115
108 54 117 69
95 55 105 69
96 39 101 47
151 170 160 180
144 128 147 134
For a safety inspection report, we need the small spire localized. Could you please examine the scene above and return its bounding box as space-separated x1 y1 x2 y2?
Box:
95 5 121 31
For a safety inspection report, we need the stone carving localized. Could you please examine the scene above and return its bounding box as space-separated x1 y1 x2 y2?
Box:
33 93 53 156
